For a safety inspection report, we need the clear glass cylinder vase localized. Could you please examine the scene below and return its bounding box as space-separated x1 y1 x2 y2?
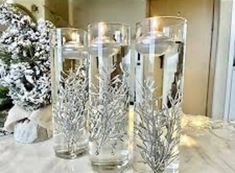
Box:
133 16 187 173
88 22 131 168
51 28 89 159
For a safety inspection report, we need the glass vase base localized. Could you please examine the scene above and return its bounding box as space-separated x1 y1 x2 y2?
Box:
54 146 87 159
133 160 179 173
90 156 129 170
92 164 131 173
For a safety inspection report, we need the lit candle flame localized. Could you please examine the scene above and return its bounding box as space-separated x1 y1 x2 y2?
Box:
71 32 80 43
62 37 66 44
151 18 159 32
98 22 107 37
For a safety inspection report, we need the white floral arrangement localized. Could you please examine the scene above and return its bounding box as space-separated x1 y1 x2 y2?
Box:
0 2 54 111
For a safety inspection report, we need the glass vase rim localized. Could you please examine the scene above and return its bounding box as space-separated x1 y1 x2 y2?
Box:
88 21 131 30
52 27 87 34
136 16 187 27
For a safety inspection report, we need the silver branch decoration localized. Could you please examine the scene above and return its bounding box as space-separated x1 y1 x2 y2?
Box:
53 64 88 151
89 65 129 155
135 79 182 173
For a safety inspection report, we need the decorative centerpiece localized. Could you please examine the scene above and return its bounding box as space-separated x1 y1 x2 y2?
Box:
0 2 54 143
88 22 131 168
133 16 187 173
51 28 89 159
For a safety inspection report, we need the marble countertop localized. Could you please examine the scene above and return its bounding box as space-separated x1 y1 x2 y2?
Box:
1 116 235 173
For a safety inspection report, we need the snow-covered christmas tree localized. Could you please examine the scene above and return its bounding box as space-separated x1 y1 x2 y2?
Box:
0 1 54 142
0 2 54 111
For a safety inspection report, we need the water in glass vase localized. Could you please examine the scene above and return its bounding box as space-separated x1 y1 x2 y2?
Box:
52 44 89 159
88 44 130 168
134 39 185 173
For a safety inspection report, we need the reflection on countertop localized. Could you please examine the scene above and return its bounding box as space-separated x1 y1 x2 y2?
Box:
0 115 235 173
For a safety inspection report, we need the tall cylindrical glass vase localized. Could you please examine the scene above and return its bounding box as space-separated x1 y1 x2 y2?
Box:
88 22 131 168
134 16 187 173
51 28 89 159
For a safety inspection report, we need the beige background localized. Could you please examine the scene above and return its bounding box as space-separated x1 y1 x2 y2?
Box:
68 0 146 35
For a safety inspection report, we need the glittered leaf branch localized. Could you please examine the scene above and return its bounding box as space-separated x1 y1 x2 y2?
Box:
53 65 88 149
135 79 182 173
89 65 129 155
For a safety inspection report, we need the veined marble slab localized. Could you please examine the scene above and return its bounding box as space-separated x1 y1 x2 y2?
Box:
0 120 235 173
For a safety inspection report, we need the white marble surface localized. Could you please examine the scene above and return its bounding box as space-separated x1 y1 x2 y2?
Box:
0 119 235 173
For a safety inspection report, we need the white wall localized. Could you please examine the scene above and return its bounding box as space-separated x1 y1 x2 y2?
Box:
228 68 235 120
225 0 235 120
212 0 233 119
